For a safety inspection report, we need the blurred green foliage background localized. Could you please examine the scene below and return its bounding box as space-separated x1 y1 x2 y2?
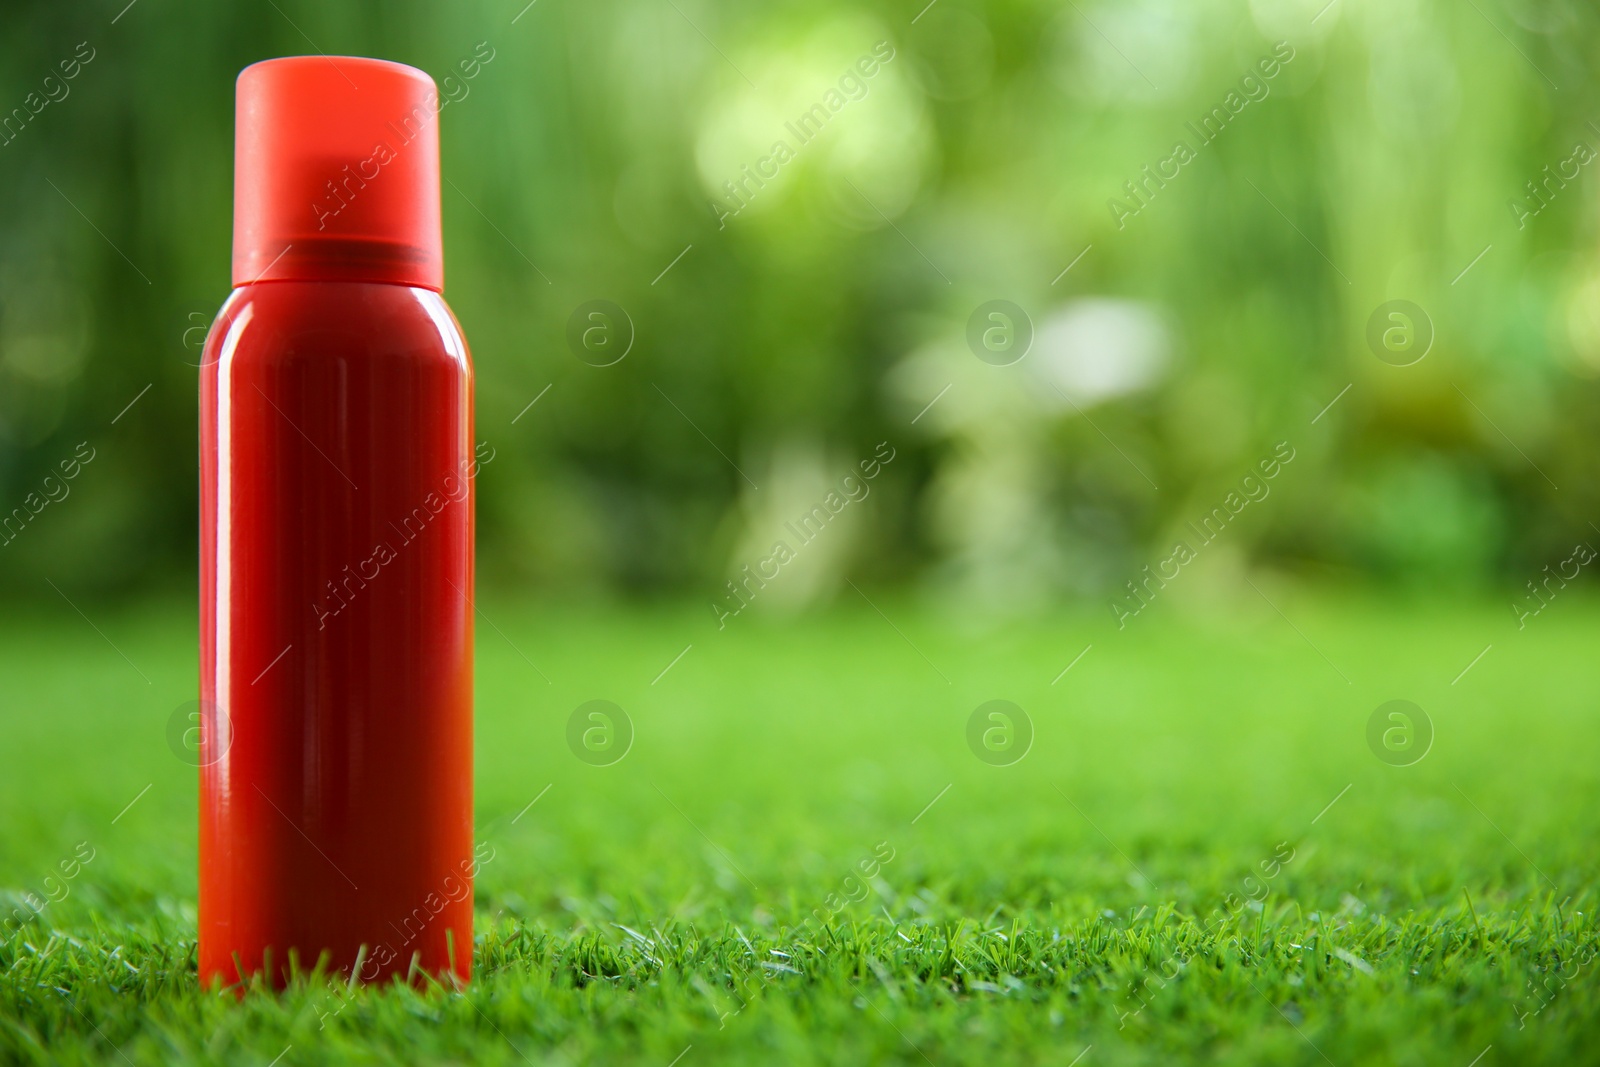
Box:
2 0 1598 613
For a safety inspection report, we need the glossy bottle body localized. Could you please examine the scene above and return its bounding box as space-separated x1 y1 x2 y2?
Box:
198 280 475 988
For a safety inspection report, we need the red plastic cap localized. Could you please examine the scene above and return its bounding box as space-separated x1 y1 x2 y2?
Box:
233 56 444 291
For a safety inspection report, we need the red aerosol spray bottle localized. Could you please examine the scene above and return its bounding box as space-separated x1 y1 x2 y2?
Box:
198 56 476 988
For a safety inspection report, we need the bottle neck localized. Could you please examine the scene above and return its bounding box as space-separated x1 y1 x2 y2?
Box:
232 235 441 291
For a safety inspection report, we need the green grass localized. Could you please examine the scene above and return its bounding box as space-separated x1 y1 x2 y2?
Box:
1 591 1597 1065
